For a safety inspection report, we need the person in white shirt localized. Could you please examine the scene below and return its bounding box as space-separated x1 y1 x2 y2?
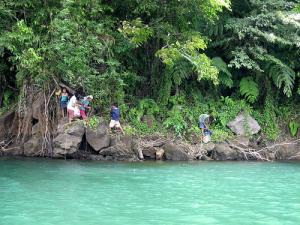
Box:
67 94 78 123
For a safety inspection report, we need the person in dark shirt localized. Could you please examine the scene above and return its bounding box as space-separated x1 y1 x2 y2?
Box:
109 103 124 134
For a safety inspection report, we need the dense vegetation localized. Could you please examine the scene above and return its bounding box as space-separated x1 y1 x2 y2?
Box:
0 0 299 141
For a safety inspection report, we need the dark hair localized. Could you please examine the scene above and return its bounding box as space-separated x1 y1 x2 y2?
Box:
113 102 118 107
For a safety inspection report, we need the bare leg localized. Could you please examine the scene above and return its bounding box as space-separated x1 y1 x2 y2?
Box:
119 125 125 134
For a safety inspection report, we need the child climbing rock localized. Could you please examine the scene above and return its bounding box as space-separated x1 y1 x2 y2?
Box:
80 95 93 120
109 103 124 134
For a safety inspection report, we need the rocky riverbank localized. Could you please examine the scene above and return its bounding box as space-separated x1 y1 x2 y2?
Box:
0 110 299 161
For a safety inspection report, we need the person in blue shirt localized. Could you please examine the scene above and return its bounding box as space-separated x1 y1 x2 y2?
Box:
60 88 69 118
199 114 213 143
109 103 124 134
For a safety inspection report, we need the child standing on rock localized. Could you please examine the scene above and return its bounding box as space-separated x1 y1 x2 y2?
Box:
109 103 124 134
60 88 69 117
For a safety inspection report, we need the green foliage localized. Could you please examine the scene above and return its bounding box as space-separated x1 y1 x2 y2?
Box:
156 35 219 85
88 116 100 130
118 18 154 47
212 57 233 88
163 106 188 137
264 57 295 97
289 121 299 137
239 77 259 103
211 0 299 97
253 94 280 140
217 96 252 127
0 0 299 143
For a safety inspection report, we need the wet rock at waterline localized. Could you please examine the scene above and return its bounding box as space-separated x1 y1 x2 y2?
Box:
99 135 138 161
142 147 157 159
211 143 239 160
163 143 193 161
155 148 165 160
227 112 261 136
86 119 110 151
273 142 300 160
53 121 85 157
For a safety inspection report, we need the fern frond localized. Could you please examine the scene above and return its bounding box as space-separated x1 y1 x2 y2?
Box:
239 77 259 103
212 57 233 88
264 55 295 97
172 60 192 85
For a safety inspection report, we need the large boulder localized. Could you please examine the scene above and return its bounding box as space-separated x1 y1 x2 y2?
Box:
211 143 239 160
227 112 261 136
273 141 300 160
155 148 165 160
86 118 110 151
163 143 193 161
53 121 85 157
142 147 157 159
99 135 138 161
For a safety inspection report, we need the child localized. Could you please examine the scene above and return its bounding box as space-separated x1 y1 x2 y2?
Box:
67 94 78 123
109 103 124 134
79 95 93 120
74 101 81 119
60 88 69 117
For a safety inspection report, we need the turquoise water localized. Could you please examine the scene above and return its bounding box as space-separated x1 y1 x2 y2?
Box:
0 159 300 225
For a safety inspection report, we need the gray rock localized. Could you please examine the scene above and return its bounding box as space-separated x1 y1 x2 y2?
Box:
227 112 261 136
163 143 193 161
274 142 300 160
200 155 213 160
99 135 138 161
155 148 165 160
53 134 83 156
142 147 157 159
53 121 85 157
86 119 110 151
211 143 239 160
63 121 85 137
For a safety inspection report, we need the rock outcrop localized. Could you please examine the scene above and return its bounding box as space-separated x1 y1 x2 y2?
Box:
0 111 299 161
210 143 240 160
53 120 85 157
86 119 110 151
99 135 138 161
163 143 193 161
273 141 300 160
227 112 261 136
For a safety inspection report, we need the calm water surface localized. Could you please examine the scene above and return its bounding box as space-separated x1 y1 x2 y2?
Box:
0 158 300 225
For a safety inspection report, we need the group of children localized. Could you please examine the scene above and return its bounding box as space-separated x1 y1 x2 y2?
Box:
60 88 213 141
59 88 124 133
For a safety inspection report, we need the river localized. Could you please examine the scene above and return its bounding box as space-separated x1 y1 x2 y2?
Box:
0 158 300 225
